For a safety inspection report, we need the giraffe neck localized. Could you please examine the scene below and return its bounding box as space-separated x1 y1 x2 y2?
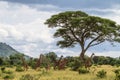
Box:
58 56 63 64
90 54 94 59
21 57 25 64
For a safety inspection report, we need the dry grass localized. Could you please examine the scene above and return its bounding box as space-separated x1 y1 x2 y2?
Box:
0 65 118 80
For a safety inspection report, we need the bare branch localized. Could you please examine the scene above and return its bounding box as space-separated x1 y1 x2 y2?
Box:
84 35 102 52
90 40 104 47
69 27 84 50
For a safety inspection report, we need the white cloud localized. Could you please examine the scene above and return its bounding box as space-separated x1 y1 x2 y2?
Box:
0 1 58 57
95 51 120 58
84 5 120 24
52 48 80 57
15 19 54 43
0 24 23 41
0 28 8 38
0 1 57 25
31 4 59 11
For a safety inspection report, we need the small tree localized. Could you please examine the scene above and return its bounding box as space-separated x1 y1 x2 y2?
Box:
96 70 107 78
9 53 24 66
45 11 120 61
0 57 4 65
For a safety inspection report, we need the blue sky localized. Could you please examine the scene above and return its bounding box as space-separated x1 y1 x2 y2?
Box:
0 0 120 57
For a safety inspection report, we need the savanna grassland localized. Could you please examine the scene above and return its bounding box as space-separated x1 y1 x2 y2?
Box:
0 65 119 80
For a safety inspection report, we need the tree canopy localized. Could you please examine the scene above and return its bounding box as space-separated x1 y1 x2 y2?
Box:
45 11 120 61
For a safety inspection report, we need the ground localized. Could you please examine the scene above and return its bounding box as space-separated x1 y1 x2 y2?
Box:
0 65 119 80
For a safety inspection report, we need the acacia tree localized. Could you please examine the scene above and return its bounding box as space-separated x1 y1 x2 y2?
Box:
45 11 120 61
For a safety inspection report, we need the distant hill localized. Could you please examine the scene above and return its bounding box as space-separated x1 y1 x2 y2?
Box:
0 42 29 58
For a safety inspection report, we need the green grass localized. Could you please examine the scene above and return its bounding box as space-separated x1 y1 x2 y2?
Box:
0 65 118 80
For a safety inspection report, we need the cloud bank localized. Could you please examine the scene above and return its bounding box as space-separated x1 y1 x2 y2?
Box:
0 1 56 57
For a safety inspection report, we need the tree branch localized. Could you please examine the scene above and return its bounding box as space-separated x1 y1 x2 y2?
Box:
90 40 104 47
69 27 84 50
84 35 102 52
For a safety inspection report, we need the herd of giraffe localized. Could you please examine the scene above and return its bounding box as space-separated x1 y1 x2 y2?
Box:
20 53 95 71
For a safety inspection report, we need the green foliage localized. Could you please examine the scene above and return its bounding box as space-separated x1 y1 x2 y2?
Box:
96 70 107 78
93 56 120 66
114 69 120 80
3 70 13 74
45 52 57 63
78 68 89 74
71 58 82 71
30 62 36 69
65 56 75 67
1 67 5 72
0 57 3 65
2 57 10 66
114 69 120 74
3 74 14 79
16 66 24 72
9 53 24 66
20 74 39 80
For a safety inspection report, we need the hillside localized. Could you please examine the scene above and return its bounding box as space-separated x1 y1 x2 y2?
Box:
0 42 24 57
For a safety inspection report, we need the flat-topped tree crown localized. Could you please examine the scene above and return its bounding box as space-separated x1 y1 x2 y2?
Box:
45 11 120 61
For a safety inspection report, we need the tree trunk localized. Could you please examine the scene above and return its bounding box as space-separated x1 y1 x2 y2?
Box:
80 51 85 62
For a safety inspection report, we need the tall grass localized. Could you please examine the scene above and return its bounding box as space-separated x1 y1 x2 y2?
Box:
0 65 118 80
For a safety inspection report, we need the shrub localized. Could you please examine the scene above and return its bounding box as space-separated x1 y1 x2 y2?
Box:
114 69 120 74
114 69 120 80
3 74 14 79
3 70 13 74
78 68 89 74
20 74 39 80
94 64 98 66
16 66 24 72
5 65 13 68
116 64 120 67
96 70 107 78
1 67 5 72
115 74 120 80
31 64 36 69
71 59 82 71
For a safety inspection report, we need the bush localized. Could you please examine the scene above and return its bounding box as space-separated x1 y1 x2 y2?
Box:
114 69 120 74
96 70 107 78
71 59 82 71
16 66 24 72
78 68 89 74
31 64 36 69
3 70 13 74
1 67 5 72
114 69 120 80
3 74 14 79
115 74 120 80
20 74 39 80
116 64 120 67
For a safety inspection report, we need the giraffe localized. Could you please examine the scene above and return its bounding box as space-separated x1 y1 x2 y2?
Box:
58 58 67 70
45 64 50 71
84 53 95 70
52 55 63 70
57 55 63 65
21 56 28 71
43 55 51 71
35 54 50 71
35 54 43 70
